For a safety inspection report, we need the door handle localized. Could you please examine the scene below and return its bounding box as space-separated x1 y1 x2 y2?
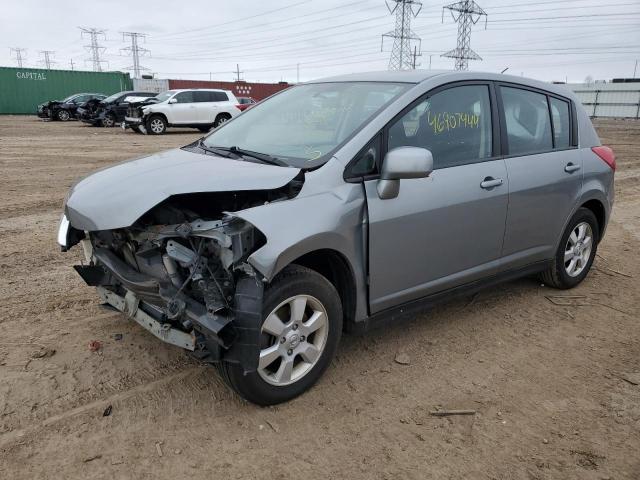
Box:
480 177 504 189
564 162 581 173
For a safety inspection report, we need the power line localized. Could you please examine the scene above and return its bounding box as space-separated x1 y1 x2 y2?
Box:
79 27 108 72
121 32 150 78
441 0 487 71
39 50 56 69
10 47 27 68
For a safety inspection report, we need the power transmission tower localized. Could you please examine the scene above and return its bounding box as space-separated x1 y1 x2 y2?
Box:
441 0 487 71
121 32 150 78
381 0 422 71
79 27 108 72
10 47 27 68
39 50 56 69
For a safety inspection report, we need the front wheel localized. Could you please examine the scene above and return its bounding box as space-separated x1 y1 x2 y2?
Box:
146 115 167 135
57 109 71 121
218 265 343 405
541 207 599 289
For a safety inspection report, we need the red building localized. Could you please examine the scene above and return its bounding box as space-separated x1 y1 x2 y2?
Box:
167 79 291 101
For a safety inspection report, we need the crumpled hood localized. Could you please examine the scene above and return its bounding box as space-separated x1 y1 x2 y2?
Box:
65 147 300 231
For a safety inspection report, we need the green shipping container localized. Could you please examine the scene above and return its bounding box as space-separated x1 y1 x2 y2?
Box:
0 67 133 114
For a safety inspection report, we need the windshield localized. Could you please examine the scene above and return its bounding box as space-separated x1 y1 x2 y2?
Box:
203 82 410 168
62 94 79 103
102 92 125 103
154 91 176 103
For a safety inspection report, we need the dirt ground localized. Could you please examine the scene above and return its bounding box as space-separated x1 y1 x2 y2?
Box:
0 115 638 480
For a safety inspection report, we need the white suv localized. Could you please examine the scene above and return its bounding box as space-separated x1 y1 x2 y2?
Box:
123 89 242 135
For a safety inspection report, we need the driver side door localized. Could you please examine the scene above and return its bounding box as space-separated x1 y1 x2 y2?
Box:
364 82 509 313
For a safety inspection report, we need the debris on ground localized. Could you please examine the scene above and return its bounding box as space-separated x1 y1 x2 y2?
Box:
88 340 102 352
394 353 411 365
113 333 123 341
103 405 112 417
155 442 163 457
429 409 476 417
265 420 279 433
83 454 102 463
619 373 640 386
31 347 56 359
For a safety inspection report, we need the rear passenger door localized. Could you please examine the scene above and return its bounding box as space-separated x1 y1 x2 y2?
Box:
195 91 228 124
364 82 509 313
498 84 582 267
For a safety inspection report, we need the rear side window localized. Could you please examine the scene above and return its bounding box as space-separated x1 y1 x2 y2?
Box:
501 87 552 156
387 84 493 169
213 91 229 102
550 97 571 149
193 91 211 102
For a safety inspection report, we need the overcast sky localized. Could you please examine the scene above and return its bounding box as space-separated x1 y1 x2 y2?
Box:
2 0 639 83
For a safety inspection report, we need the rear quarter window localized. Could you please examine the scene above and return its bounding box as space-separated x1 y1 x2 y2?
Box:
550 97 571 149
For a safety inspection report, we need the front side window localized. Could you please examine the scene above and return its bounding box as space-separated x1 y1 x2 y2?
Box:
155 91 175 103
550 97 571 149
203 82 410 168
387 85 493 169
174 91 194 103
501 87 552 156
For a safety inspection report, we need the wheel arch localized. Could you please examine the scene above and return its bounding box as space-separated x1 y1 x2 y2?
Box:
580 198 606 239
289 248 358 330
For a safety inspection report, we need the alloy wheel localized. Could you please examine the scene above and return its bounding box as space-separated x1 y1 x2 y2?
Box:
150 118 165 134
564 221 593 277
258 294 329 386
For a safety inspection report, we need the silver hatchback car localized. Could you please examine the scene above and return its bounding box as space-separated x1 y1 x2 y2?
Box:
58 70 615 405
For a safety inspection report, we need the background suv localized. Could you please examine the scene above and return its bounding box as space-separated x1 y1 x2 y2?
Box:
123 89 241 134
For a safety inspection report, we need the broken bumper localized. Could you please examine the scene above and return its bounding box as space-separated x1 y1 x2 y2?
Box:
98 286 196 351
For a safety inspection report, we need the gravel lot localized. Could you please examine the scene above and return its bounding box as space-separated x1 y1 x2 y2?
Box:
0 116 638 479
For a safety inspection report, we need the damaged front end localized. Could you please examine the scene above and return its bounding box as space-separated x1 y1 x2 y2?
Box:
60 183 302 372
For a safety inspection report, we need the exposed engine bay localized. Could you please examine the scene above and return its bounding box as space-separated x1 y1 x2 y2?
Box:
67 178 303 372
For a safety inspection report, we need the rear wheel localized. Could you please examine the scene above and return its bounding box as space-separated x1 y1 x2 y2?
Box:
217 265 342 405
146 115 167 135
213 113 231 128
57 109 71 121
541 207 599 289
102 113 116 127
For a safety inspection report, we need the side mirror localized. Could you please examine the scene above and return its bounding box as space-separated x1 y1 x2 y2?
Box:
168 98 178 104
377 147 433 200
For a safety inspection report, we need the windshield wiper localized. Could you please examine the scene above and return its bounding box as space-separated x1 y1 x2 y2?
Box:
197 139 238 159
224 146 288 167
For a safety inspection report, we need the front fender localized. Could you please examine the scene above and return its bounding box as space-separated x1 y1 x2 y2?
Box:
233 183 369 322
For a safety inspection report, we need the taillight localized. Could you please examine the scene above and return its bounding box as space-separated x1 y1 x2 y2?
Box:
591 146 616 171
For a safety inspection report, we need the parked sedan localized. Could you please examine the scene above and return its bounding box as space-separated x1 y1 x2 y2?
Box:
80 91 157 127
37 93 106 121
58 70 614 405
236 96 256 111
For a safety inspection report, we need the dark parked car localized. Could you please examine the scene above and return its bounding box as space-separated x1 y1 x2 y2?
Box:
80 91 157 127
236 96 256 111
37 93 106 121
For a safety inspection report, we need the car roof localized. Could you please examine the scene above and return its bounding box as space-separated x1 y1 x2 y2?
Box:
307 69 575 98
170 88 231 93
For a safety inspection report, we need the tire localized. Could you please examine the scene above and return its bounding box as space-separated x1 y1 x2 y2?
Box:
131 125 143 134
102 113 116 128
146 114 167 135
213 113 231 128
218 265 343 405
541 207 599 289
57 109 71 122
